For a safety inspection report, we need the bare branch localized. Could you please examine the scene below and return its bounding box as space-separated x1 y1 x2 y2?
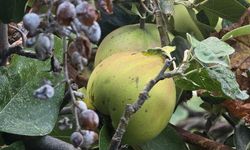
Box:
172 125 233 150
6 46 37 59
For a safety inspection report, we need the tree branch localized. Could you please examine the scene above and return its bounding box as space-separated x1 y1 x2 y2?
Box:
6 46 37 59
109 58 188 150
24 135 78 150
153 0 170 47
0 22 9 65
172 125 233 150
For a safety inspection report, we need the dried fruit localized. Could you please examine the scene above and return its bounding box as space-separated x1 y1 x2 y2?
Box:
23 12 40 34
56 1 76 26
70 132 83 148
76 2 98 26
80 130 98 148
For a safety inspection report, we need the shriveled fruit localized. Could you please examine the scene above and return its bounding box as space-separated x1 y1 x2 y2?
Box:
56 1 76 26
87 51 176 144
94 23 174 66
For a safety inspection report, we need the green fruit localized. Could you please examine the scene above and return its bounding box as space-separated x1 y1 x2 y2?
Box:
94 23 173 66
173 4 204 40
87 51 176 145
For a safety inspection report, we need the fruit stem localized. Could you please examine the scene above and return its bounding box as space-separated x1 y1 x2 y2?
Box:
62 36 81 131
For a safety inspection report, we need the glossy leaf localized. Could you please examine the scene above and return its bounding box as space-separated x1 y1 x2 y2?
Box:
138 125 188 150
207 66 249 100
0 37 64 136
0 0 27 23
198 0 246 22
194 37 234 67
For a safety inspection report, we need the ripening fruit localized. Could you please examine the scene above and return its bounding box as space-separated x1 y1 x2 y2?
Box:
87 51 176 145
70 132 83 148
94 23 174 66
23 13 40 33
56 1 76 26
79 109 99 130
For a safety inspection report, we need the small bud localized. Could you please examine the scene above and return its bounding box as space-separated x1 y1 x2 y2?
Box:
33 81 54 99
57 1 76 26
23 13 40 34
76 101 87 114
79 110 99 130
70 132 83 148
80 130 98 149
35 33 54 61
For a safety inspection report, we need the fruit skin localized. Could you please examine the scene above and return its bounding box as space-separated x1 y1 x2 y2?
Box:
87 51 176 145
94 23 174 66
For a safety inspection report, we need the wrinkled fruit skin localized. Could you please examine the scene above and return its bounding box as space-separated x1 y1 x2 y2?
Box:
87 52 176 145
94 23 174 66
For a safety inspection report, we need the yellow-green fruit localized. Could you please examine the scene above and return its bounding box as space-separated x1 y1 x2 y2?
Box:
94 23 173 66
87 51 176 145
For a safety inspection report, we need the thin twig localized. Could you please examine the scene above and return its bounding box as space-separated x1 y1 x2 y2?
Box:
62 36 81 131
8 24 26 46
6 46 37 59
109 58 182 150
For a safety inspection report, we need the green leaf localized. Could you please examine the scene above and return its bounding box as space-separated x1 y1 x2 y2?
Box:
234 123 250 150
194 37 234 67
175 60 249 100
222 24 250 41
186 33 200 48
0 37 64 136
198 0 246 22
131 3 142 18
0 0 27 23
207 67 249 100
99 125 113 150
138 125 188 150
2 141 25 150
